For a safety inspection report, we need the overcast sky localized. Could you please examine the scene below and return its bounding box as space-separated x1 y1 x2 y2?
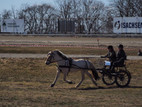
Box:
0 0 111 13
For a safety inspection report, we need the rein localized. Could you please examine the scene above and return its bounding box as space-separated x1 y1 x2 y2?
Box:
48 59 66 64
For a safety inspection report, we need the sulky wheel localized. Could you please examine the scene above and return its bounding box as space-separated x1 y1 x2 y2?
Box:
115 70 131 88
102 73 116 85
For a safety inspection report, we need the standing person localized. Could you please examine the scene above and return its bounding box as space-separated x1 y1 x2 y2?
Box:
138 49 142 56
101 45 116 69
112 44 127 69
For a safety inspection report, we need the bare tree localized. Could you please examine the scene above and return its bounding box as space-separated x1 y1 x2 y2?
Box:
57 0 73 19
11 7 17 19
81 0 105 33
57 0 105 34
18 4 56 34
113 0 142 17
102 6 116 33
1 10 12 19
134 0 142 16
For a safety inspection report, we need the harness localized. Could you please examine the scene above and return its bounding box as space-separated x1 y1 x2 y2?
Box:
58 58 72 67
58 58 91 74
57 58 72 75
47 52 90 74
47 53 73 72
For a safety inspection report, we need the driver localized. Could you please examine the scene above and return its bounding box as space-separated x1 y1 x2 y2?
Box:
101 45 116 69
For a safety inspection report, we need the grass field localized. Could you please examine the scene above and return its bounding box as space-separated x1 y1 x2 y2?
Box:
0 58 142 107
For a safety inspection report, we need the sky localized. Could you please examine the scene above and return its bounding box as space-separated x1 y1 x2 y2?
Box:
0 0 111 13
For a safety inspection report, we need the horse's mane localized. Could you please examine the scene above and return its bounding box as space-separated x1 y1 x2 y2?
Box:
55 50 68 60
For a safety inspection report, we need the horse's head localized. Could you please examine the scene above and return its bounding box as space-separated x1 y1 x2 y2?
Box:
45 51 55 65
45 50 68 65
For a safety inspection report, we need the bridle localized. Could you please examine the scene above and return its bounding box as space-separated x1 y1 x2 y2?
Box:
46 52 67 64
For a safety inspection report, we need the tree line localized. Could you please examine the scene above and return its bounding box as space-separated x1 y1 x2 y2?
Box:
0 0 142 34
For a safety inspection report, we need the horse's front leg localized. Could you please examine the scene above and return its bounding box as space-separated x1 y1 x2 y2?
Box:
50 70 60 87
75 71 85 88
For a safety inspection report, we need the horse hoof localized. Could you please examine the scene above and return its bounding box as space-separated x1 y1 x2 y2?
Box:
68 81 74 84
75 86 79 88
50 84 54 87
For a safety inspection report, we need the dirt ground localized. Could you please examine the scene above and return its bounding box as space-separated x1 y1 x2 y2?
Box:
0 36 142 48
0 36 142 107
0 53 142 60
0 58 142 107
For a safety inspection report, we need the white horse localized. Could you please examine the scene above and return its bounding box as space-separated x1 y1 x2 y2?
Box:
45 50 99 88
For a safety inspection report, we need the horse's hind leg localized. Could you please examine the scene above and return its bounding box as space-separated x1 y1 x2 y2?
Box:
75 71 85 88
63 71 73 84
85 71 97 86
50 70 60 87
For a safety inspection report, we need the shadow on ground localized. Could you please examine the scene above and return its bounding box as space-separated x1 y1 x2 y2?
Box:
78 85 142 90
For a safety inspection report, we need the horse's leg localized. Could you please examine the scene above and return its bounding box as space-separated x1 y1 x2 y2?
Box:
75 71 85 88
50 70 60 87
63 71 73 84
85 71 97 86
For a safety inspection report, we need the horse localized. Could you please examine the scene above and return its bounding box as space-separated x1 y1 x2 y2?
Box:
45 50 99 88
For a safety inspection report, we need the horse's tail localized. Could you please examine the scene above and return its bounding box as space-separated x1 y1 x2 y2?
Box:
90 63 99 80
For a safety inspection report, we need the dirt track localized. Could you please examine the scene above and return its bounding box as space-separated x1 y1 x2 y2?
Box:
0 36 142 60
0 36 142 48
0 53 142 60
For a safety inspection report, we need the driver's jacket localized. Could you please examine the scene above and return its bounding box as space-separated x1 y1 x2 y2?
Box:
116 50 127 63
104 51 116 62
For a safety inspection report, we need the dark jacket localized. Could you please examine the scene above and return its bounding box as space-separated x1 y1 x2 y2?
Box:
138 51 142 56
103 50 116 62
116 50 127 63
